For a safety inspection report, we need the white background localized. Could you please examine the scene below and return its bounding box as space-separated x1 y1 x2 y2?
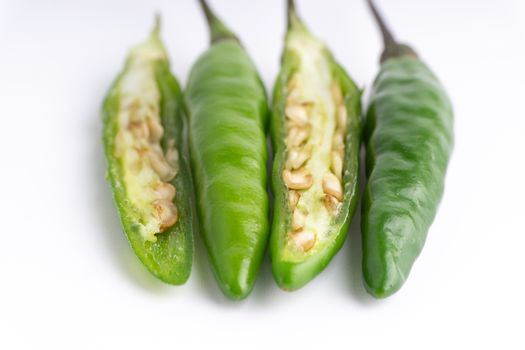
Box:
0 0 524 348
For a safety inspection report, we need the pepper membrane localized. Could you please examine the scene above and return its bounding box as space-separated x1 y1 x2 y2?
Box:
270 0 362 291
103 19 194 285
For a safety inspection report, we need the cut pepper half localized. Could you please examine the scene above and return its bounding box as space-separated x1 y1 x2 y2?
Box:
270 1 362 290
102 19 194 285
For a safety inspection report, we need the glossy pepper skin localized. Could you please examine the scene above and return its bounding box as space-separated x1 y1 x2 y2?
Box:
362 0 454 298
185 0 269 300
270 0 362 291
102 21 194 284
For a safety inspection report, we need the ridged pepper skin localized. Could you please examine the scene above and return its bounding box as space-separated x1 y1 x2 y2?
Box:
102 22 194 284
185 1 269 300
270 2 362 291
362 1 454 298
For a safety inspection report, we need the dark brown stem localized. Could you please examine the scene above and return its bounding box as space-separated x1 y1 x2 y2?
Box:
366 0 417 63
198 0 214 25
366 0 396 50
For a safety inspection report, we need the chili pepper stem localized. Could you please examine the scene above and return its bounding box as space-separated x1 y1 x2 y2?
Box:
286 0 297 29
152 13 161 37
197 0 240 45
286 0 309 34
366 0 396 49
366 0 417 63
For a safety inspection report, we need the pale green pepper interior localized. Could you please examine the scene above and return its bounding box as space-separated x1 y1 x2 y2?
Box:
282 27 346 259
113 33 179 242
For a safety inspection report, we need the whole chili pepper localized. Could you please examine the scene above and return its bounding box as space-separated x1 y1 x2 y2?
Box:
269 0 362 291
362 0 454 298
102 18 194 284
185 0 269 300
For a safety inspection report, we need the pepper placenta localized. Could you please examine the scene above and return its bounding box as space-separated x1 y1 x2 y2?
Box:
185 0 269 300
102 19 194 284
362 0 454 298
270 0 362 291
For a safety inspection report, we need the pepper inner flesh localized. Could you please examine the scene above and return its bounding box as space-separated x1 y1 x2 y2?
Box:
114 52 179 242
282 34 347 254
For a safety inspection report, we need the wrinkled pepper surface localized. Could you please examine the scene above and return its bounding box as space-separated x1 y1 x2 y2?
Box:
362 0 454 298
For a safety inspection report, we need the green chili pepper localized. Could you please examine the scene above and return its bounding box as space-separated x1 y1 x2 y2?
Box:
269 0 362 291
185 0 269 300
362 0 454 298
102 18 194 284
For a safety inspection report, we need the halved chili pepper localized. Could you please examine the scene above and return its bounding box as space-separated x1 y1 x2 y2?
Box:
269 0 362 291
185 0 270 300
102 18 194 284
362 0 454 298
